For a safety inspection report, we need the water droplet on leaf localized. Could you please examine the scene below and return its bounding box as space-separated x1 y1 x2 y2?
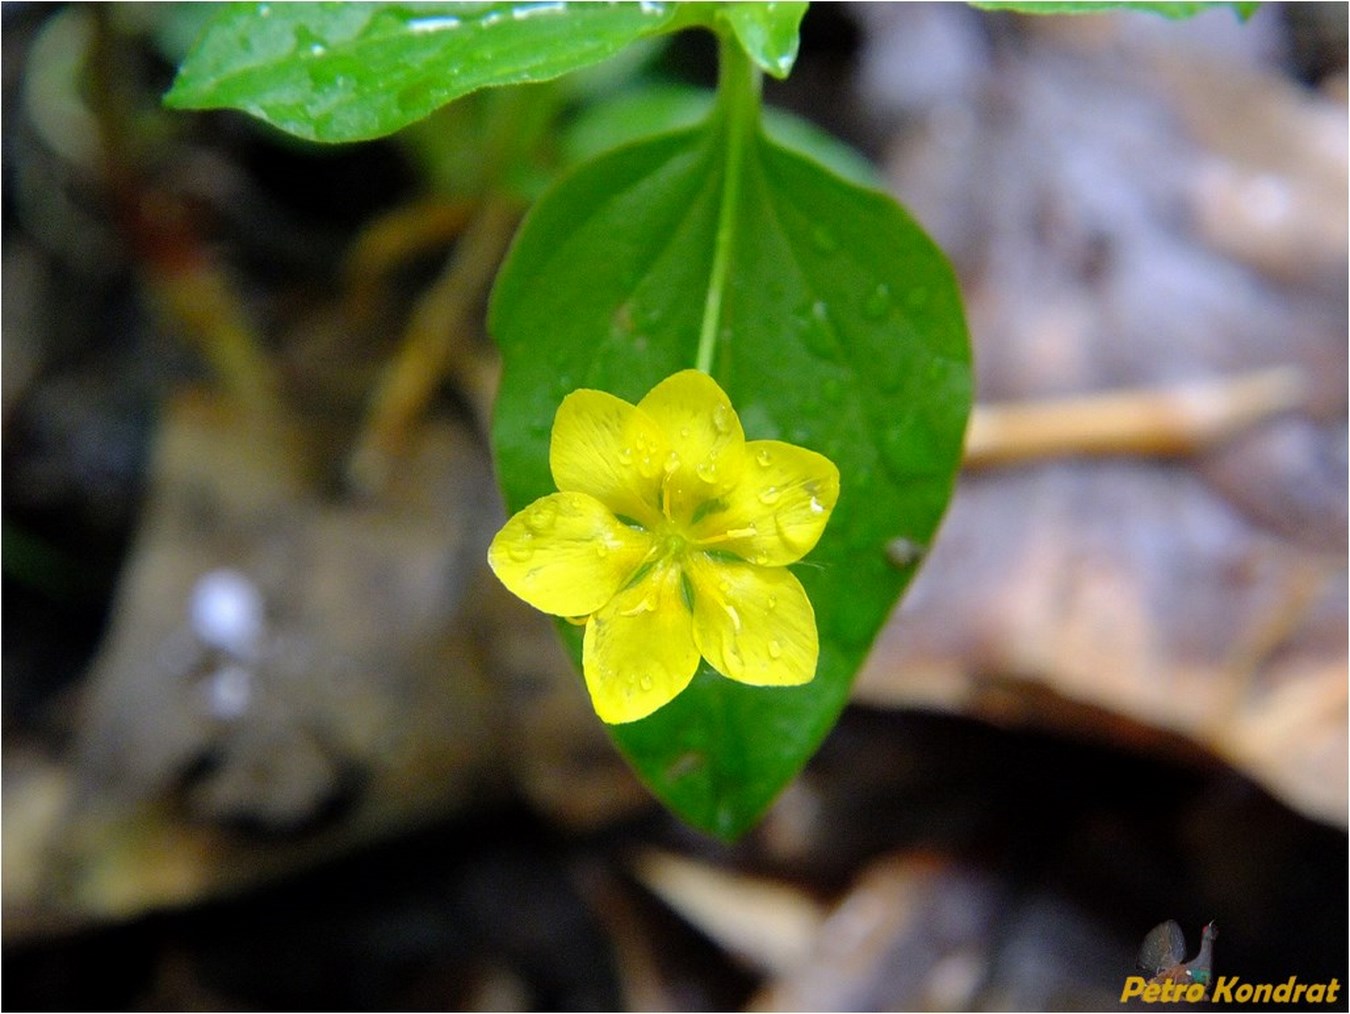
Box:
863 283 892 320
811 227 838 254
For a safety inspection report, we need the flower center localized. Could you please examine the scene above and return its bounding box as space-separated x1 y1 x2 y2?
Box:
658 530 688 562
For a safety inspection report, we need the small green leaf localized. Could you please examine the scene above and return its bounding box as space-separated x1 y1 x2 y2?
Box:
489 120 971 838
718 2 809 79
970 1 1259 19
165 1 687 142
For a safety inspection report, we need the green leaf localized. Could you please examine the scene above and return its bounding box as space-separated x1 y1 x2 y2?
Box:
562 84 881 187
970 1 1259 19
165 1 688 143
718 2 809 78
489 121 971 838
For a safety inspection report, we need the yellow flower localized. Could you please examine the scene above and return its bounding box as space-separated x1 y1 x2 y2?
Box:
488 370 839 724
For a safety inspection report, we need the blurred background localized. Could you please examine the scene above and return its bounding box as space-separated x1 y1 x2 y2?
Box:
3 3 1345 1009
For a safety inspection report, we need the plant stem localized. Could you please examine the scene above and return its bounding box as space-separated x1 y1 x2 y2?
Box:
695 33 761 376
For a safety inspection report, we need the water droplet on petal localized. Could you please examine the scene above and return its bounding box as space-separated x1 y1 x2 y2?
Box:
664 451 681 473
756 448 772 468
525 499 558 533
680 426 691 439
758 486 781 506
639 675 654 691
753 551 769 565
767 595 778 611
768 640 783 659
809 496 825 514
508 538 534 563
696 461 718 483
619 446 633 465
595 542 610 558
712 403 732 434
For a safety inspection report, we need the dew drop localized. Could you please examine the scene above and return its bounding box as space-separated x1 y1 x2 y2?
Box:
799 301 836 360
880 422 933 478
768 640 783 659
665 451 681 473
753 551 769 565
639 674 654 691
407 13 461 31
886 537 927 567
680 426 691 439
595 542 610 558
756 448 772 467
809 496 825 514
810 226 838 255
525 499 558 533
619 446 634 465
696 461 718 483
767 595 778 611
875 357 904 393
712 403 732 434
863 283 892 321
758 486 782 506
508 538 534 563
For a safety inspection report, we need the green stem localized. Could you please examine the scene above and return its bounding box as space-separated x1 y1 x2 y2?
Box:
695 33 761 376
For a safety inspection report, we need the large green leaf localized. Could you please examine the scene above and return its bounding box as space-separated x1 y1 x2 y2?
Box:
489 119 971 839
165 1 692 142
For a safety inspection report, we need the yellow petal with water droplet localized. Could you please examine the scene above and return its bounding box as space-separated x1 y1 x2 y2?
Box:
583 561 699 724
488 492 654 617
691 439 839 566
686 554 817 687
637 370 746 523
551 389 667 528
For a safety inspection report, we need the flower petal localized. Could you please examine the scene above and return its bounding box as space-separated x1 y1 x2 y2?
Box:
687 554 818 687
488 492 655 617
550 389 668 528
636 369 747 524
583 561 700 724
691 440 840 566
